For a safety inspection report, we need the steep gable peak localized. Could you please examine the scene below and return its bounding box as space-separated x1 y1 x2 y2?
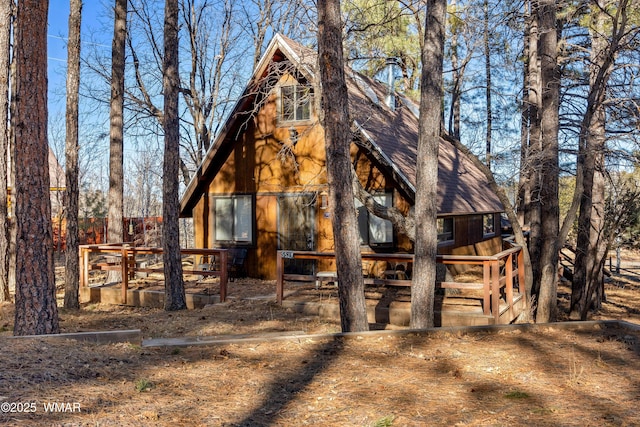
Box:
255 34 316 85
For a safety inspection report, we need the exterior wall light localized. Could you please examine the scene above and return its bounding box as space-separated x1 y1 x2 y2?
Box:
320 191 329 210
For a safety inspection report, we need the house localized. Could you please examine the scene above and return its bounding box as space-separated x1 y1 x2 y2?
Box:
179 34 503 280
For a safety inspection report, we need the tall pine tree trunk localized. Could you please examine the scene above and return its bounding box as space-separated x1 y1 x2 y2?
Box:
571 0 621 319
13 0 59 335
448 0 461 140
317 0 368 332
64 0 82 309
581 138 606 319
162 0 186 311
107 0 126 272
411 0 445 329
517 0 531 235
483 0 492 167
535 0 560 323
572 108 607 320
0 0 11 302
524 0 543 299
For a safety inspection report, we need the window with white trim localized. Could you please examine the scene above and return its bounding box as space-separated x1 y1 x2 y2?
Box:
355 193 393 246
280 84 313 122
214 195 254 244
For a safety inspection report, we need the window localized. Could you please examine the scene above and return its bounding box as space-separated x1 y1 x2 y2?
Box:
280 84 313 122
214 195 253 244
437 217 454 243
483 213 495 236
355 193 393 246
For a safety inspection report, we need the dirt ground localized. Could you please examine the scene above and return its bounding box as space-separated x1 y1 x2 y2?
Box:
1 253 640 426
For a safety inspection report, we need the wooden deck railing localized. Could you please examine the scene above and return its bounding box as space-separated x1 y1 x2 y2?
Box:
276 245 526 324
437 245 526 323
79 243 229 303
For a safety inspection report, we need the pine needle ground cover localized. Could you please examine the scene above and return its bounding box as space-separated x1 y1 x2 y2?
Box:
0 253 639 426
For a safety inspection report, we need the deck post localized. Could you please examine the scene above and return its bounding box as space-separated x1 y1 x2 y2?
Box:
505 253 514 319
516 248 527 314
276 251 284 304
121 245 129 304
129 246 136 280
80 247 88 288
219 249 228 302
482 262 491 316
491 260 500 323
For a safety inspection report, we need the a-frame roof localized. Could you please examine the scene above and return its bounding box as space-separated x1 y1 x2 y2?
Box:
180 34 502 217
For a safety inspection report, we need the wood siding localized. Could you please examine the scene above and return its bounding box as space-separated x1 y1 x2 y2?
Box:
190 71 499 279
438 213 501 255
191 74 413 279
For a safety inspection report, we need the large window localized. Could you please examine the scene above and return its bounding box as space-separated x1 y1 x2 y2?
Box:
280 84 313 122
214 195 253 244
356 193 393 247
437 217 454 243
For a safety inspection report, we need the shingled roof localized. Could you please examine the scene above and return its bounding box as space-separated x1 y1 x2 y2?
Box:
345 69 502 215
180 34 503 217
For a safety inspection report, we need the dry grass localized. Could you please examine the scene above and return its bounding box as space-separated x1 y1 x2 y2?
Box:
0 254 639 426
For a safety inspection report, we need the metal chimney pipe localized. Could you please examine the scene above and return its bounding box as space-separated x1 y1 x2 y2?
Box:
385 58 397 111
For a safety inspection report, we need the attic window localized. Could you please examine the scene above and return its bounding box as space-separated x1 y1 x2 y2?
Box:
280 84 313 122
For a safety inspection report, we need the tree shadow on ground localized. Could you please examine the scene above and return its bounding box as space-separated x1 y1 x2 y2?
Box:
232 336 345 426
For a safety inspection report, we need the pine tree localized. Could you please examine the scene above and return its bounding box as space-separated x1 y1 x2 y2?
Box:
317 0 369 332
13 0 59 335
162 0 186 310
64 0 82 309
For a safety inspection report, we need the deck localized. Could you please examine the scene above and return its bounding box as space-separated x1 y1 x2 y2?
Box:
79 244 231 303
78 242 527 328
276 242 527 327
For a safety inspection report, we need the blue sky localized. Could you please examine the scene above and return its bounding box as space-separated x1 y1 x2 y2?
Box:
47 1 107 116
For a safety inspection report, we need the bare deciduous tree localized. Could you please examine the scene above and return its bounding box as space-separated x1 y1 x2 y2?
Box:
242 0 313 69
180 0 234 176
482 0 492 166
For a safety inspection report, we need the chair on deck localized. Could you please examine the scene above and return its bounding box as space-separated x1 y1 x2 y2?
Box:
384 261 410 280
228 248 247 281
196 248 247 281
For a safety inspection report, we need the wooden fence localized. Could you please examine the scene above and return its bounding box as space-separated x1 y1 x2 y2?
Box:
79 243 228 303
